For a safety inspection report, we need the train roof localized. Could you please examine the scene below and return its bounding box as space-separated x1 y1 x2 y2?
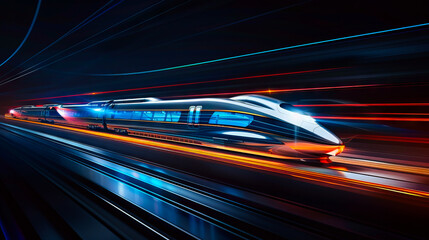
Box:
17 104 59 109
88 97 160 105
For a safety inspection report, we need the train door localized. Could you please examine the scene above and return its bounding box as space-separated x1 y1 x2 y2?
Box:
187 105 202 128
102 101 114 129
42 107 49 122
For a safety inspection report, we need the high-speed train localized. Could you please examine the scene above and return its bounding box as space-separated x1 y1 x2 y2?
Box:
9 95 344 162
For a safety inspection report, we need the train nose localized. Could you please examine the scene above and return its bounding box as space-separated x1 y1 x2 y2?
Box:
313 126 342 145
300 120 342 145
292 120 344 156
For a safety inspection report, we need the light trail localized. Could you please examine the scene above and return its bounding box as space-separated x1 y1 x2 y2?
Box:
363 112 429 115
354 135 429 144
4 116 429 198
78 22 429 76
331 156 429 176
0 0 42 68
295 103 429 107
165 83 383 98
149 1 308 50
0 0 119 80
0 0 168 86
313 116 429 122
20 67 343 101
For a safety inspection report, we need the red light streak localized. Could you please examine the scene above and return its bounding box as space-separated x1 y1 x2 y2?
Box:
313 116 429 122
20 67 343 101
295 103 429 107
61 102 88 105
354 135 429 144
165 84 382 99
363 112 429 116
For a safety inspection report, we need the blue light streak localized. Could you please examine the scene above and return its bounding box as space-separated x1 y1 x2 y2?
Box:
150 1 308 51
0 219 8 240
0 0 168 86
0 0 119 80
86 22 429 76
0 0 42 68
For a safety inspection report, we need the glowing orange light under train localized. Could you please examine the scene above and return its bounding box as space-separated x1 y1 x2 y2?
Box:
286 142 345 156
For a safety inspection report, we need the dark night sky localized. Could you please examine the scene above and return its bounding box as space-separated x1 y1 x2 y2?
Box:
0 0 429 115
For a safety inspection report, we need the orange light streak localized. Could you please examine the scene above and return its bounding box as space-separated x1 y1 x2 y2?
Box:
4 116 429 198
331 156 429 176
286 142 345 156
328 166 348 171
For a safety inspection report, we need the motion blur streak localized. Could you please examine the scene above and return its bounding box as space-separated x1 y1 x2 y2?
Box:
295 103 429 107
312 116 429 122
331 157 429 176
328 166 348 171
6 117 429 198
21 67 343 101
0 0 168 86
152 1 307 50
363 113 429 115
0 0 118 80
165 84 381 98
355 135 429 144
0 0 41 67
84 22 429 76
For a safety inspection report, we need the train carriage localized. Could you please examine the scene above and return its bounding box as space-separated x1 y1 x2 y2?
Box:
9 95 344 162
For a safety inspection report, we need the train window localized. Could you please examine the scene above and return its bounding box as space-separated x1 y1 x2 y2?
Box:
209 112 253 127
141 111 153 120
124 111 133 119
195 106 202 124
165 111 181 122
131 111 142 120
113 111 121 119
153 111 166 121
87 110 98 118
112 111 131 119
110 111 117 119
